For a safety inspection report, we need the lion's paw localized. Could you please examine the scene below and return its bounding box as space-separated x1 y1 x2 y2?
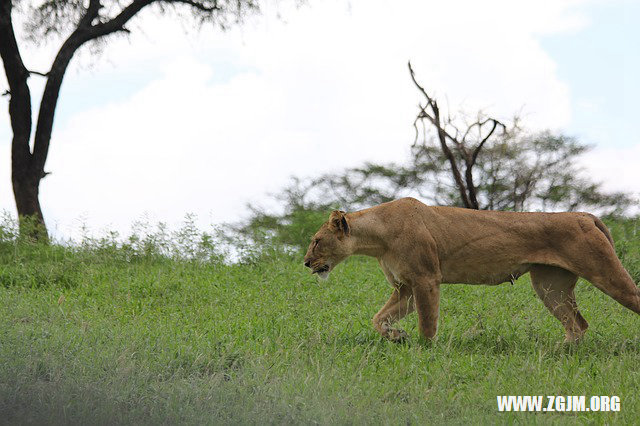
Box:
387 328 409 342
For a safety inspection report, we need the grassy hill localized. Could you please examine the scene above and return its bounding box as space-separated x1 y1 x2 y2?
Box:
1 218 639 424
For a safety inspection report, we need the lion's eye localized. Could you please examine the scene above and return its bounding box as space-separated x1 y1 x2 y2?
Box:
313 239 320 248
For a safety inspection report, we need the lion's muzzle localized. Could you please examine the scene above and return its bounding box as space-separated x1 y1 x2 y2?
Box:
303 256 330 277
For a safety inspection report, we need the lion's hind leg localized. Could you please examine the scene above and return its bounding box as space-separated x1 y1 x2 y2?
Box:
565 216 640 314
530 265 588 343
373 284 414 342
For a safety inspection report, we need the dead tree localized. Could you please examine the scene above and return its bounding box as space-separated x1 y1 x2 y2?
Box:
408 61 506 210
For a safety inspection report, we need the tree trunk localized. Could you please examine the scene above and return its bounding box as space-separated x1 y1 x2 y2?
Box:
2 1 90 242
0 0 47 241
12 167 48 241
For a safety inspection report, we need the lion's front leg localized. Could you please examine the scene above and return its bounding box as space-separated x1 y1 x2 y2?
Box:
372 284 414 342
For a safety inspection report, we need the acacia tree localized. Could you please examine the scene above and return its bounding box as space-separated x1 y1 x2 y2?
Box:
0 0 263 240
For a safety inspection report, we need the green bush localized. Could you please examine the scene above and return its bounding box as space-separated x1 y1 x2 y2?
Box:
238 206 330 255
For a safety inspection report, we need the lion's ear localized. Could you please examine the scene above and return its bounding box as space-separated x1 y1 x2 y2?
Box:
329 210 349 236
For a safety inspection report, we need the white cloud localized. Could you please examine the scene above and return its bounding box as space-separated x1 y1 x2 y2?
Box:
581 144 640 203
0 0 602 238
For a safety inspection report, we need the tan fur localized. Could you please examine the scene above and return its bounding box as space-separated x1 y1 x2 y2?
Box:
303 198 640 343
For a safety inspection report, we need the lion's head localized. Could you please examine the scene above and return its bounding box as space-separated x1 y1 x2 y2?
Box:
303 210 351 280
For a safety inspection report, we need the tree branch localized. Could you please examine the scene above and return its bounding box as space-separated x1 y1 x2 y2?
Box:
85 0 221 41
470 118 504 167
170 0 221 13
78 0 102 29
27 69 49 77
461 117 492 143
84 0 155 40
408 61 436 110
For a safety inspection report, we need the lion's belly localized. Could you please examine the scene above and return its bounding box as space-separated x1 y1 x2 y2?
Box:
441 263 531 285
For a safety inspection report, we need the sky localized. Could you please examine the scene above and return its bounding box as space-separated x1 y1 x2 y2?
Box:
0 0 638 239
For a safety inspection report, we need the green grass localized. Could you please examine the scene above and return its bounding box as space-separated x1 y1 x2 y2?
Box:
1 219 639 424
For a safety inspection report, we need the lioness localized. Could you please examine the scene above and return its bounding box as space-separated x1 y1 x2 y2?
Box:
303 197 640 342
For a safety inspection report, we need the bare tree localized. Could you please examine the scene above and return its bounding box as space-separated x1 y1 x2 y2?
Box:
408 62 633 214
0 0 265 240
408 61 507 210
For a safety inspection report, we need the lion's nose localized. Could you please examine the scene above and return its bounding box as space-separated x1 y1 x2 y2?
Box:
304 260 311 268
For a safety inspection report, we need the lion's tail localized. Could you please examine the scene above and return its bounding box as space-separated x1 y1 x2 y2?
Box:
592 216 615 248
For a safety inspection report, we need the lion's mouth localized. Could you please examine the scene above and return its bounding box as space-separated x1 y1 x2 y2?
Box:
312 265 330 275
